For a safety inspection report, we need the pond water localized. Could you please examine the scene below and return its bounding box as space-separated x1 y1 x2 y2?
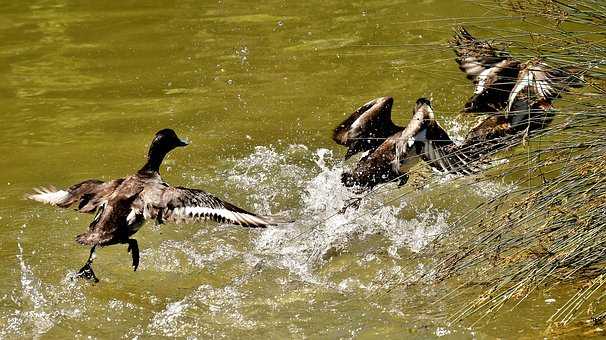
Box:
0 1 569 338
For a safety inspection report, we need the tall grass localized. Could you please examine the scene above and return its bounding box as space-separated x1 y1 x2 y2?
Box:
417 0 606 331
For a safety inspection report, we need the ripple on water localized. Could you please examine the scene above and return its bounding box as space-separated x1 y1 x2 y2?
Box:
142 239 240 273
9 142 512 338
147 284 256 338
1 239 86 338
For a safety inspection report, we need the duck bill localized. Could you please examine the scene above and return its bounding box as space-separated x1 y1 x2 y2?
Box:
177 138 189 147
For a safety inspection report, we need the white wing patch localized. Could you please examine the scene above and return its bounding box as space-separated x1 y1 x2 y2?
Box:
171 206 269 226
126 209 139 225
475 68 493 94
507 64 555 112
28 188 70 205
461 59 485 77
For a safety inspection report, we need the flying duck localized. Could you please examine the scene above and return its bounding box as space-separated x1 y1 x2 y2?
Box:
28 129 277 282
452 26 583 114
451 26 585 158
335 98 474 189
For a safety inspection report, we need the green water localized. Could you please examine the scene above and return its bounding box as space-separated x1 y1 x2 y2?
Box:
0 1 574 338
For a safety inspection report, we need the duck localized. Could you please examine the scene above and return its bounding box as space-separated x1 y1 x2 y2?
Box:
335 98 475 189
333 28 585 191
28 129 278 282
335 95 566 190
451 25 584 158
451 25 583 115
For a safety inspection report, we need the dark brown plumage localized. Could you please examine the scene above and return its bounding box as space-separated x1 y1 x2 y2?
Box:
450 26 584 160
332 96 401 160
28 129 278 282
338 98 475 189
334 27 584 192
451 26 583 114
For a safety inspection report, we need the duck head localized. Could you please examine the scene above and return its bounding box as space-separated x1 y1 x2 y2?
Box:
151 128 189 150
414 97 434 120
391 98 434 173
139 129 189 173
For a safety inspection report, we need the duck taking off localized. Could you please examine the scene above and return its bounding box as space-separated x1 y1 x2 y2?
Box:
335 98 475 189
28 129 278 282
332 27 585 192
451 26 583 114
451 25 585 158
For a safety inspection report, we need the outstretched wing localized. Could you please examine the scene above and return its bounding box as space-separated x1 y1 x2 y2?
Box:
415 121 479 175
451 26 521 113
28 179 124 213
333 96 401 159
142 186 276 228
452 26 512 85
457 93 556 163
507 62 584 113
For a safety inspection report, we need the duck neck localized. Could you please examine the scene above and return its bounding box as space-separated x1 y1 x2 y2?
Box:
139 147 169 174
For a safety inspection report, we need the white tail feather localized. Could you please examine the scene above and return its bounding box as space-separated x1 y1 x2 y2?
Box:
27 187 69 206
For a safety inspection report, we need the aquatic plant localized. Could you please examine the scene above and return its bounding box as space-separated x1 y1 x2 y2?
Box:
409 0 606 331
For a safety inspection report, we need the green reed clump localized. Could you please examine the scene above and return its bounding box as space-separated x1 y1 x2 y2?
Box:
416 0 606 330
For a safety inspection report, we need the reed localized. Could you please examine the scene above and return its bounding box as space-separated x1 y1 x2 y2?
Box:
416 0 606 330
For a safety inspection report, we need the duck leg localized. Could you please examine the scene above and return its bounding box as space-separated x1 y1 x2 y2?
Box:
126 239 139 271
339 197 362 213
397 173 410 187
76 246 99 283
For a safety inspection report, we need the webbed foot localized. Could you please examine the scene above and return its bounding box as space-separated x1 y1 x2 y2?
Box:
76 261 99 283
338 197 362 213
75 246 99 283
397 174 410 187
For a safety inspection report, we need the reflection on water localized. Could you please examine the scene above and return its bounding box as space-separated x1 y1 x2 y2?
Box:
0 0 545 338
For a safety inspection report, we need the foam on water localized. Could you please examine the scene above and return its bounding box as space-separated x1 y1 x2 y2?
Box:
141 144 459 337
9 143 514 338
471 179 517 199
221 144 453 284
442 117 469 145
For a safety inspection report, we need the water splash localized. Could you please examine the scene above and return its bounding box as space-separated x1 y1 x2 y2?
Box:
220 144 451 284
442 117 470 145
1 237 86 339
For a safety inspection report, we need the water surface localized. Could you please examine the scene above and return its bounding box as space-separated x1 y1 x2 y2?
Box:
0 1 563 338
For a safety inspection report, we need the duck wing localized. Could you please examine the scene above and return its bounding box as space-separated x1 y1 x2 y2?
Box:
343 112 478 188
507 61 584 113
75 178 144 246
28 179 124 213
451 26 521 113
333 96 401 159
414 121 480 175
343 103 430 188
456 94 555 163
141 186 277 228
390 102 473 175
